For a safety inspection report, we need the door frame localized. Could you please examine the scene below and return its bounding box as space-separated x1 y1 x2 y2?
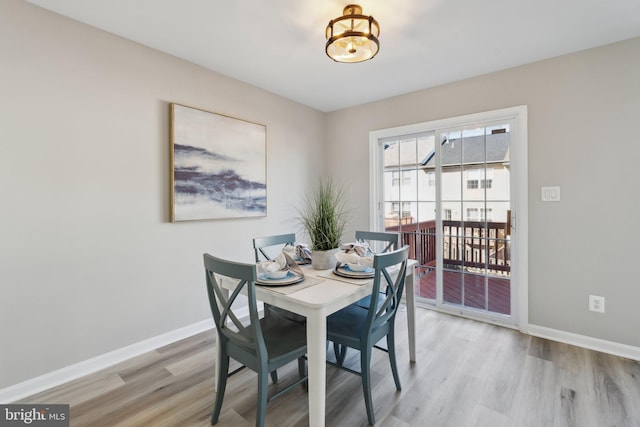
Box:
368 106 529 331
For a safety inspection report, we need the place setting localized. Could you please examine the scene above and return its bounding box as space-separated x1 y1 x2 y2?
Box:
255 250 322 294
319 241 377 285
282 243 312 265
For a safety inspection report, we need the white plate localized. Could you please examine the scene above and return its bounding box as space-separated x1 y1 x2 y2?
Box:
333 265 375 279
256 270 305 286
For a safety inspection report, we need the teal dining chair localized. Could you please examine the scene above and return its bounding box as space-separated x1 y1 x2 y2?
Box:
253 233 307 324
352 230 400 309
332 230 401 362
326 245 409 425
253 233 307 384
203 253 307 427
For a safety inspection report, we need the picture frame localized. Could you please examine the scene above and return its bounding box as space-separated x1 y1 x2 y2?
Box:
170 103 267 222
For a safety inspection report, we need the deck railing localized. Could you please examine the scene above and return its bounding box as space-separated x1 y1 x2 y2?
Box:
386 219 511 274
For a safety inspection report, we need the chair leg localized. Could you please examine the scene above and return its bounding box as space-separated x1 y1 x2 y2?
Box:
360 346 375 425
270 370 278 384
298 356 307 391
256 371 268 427
211 354 229 425
387 331 402 391
333 342 348 365
338 345 348 365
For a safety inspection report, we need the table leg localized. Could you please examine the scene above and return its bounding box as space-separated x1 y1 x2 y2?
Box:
406 267 417 363
306 311 326 427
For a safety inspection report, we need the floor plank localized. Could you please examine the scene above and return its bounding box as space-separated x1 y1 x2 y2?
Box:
14 308 640 427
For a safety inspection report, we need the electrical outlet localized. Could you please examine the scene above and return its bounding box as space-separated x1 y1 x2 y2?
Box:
589 295 605 313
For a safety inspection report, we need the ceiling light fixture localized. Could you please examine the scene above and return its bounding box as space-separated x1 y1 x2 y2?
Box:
325 4 380 63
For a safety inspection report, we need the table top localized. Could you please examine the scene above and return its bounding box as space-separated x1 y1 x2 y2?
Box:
252 264 373 316
219 260 416 318
251 261 416 317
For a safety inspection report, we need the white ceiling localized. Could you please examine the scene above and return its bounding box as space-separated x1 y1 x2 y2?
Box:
25 0 640 112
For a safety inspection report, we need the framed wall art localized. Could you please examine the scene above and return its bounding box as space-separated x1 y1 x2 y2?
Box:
170 103 267 222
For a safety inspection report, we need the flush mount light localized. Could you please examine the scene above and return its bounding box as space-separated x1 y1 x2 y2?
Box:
325 4 380 63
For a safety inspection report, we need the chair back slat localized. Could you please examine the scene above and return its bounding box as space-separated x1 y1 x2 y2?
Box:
355 230 399 254
207 270 248 334
253 233 296 262
366 246 409 337
203 254 267 356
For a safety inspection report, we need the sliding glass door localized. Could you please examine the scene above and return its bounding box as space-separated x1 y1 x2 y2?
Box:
371 108 526 326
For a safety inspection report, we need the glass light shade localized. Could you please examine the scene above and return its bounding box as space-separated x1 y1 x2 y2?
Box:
326 4 380 63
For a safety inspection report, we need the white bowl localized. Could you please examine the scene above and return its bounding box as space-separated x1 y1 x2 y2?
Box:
265 270 289 279
347 263 368 272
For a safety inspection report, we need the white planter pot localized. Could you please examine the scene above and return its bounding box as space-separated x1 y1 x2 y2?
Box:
311 248 340 270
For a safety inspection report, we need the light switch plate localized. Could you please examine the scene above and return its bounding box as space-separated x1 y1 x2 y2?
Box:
541 186 561 202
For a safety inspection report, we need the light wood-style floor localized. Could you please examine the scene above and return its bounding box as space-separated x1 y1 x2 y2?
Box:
18 307 640 427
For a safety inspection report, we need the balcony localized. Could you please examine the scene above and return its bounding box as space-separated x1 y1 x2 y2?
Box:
387 219 511 315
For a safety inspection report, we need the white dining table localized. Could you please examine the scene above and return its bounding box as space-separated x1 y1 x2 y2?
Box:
217 260 417 427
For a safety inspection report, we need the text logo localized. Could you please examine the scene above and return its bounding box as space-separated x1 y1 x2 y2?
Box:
0 405 69 426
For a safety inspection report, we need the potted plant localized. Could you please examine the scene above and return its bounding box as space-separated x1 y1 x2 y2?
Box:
298 179 348 269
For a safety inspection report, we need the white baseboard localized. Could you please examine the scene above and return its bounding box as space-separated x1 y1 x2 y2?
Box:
527 324 640 362
0 318 217 404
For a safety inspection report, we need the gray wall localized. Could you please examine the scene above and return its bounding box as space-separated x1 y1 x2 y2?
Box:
326 37 640 348
0 0 325 389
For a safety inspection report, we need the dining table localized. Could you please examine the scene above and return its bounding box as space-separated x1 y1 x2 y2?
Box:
217 259 417 427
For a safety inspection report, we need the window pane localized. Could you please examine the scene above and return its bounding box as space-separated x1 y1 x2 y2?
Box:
488 276 511 315
441 163 462 201
443 268 462 305
461 127 486 166
463 166 485 200
384 202 412 228
417 266 436 300
463 273 486 310
486 162 510 202
384 171 399 201
417 201 436 223
463 201 486 222
417 169 436 201
416 220 437 266
417 135 435 165
383 140 399 167
486 201 510 226
399 169 417 200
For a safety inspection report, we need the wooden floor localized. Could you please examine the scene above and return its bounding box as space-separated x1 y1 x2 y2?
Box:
17 308 640 427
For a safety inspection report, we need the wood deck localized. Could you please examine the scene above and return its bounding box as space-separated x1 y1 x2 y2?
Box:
416 267 511 315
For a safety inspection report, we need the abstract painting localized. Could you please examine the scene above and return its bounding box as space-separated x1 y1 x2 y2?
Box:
170 103 266 221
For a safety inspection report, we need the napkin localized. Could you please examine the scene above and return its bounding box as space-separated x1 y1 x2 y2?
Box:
256 252 305 277
339 240 373 257
283 243 312 263
336 241 374 267
256 253 287 274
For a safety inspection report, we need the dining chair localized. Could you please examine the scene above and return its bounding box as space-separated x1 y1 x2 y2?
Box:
331 230 401 363
326 245 409 425
351 230 400 308
253 233 307 384
253 234 307 323
203 253 307 427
